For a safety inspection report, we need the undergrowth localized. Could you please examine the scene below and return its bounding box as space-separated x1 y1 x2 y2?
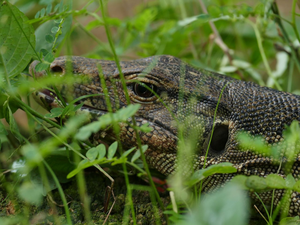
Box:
1 0 300 224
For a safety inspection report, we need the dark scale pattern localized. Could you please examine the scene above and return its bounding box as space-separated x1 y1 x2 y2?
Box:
30 55 300 216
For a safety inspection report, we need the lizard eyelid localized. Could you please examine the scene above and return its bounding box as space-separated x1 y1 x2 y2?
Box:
128 82 159 103
133 83 157 98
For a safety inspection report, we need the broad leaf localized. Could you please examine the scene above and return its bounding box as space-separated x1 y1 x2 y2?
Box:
44 107 64 118
0 2 35 77
266 174 286 189
18 181 44 206
179 183 249 225
245 176 267 190
285 174 296 189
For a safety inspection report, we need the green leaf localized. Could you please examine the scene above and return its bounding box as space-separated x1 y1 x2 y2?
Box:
178 14 209 26
265 174 286 189
187 162 237 186
46 4 52 15
44 52 55 63
131 145 148 163
75 104 140 141
75 113 112 140
293 180 300 192
40 8 45 17
179 183 249 225
113 104 140 121
131 8 157 32
18 181 44 206
286 174 296 189
237 133 272 156
45 34 54 43
85 20 103 31
0 94 20 119
279 216 300 225
7 102 20 137
35 62 50 72
35 16 72 53
86 144 106 161
30 153 76 195
122 147 136 158
108 141 118 159
230 175 248 189
0 2 36 77
0 120 7 136
21 144 42 165
245 176 267 190
54 3 61 12
136 123 153 133
111 157 127 166
73 102 85 112
44 107 64 118
51 26 59 34
67 158 106 179
35 11 40 19
208 5 222 17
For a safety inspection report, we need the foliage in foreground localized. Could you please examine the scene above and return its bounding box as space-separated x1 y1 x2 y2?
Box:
1 0 300 224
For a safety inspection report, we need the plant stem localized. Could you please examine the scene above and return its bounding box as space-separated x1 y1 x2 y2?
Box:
43 160 73 225
292 0 300 42
247 19 282 91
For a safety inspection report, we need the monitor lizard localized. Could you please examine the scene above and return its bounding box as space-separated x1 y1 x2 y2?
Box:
30 55 300 216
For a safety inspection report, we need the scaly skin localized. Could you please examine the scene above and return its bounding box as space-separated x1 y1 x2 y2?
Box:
30 55 300 215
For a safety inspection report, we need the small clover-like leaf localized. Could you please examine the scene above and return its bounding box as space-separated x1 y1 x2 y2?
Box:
131 145 148 163
86 144 106 161
45 34 54 43
108 141 118 159
122 147 136 158
266 174 286 189
51 26 59 33
245 176 267 190
46 4 52 14
137 123 153 133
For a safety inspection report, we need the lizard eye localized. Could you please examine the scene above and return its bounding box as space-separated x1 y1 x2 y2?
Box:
133 83 157 98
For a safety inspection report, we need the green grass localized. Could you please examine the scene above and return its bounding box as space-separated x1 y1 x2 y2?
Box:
1 0 300 224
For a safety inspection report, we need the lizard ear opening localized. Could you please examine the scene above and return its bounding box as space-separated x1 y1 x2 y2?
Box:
50 65 63 74
209 124 229 153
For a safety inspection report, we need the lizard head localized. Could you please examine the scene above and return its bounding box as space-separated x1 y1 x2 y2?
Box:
29 55 300 181
29 55 237 175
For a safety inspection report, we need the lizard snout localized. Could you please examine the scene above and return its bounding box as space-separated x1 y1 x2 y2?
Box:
29 59 66 78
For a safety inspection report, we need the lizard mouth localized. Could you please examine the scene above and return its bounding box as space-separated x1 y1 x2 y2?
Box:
35 89 105 116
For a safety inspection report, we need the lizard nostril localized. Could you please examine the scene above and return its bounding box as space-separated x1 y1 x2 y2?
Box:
210 124 229 153
50 65 63 74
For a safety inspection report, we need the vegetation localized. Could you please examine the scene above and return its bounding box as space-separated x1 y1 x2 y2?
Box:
1 0 300 224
